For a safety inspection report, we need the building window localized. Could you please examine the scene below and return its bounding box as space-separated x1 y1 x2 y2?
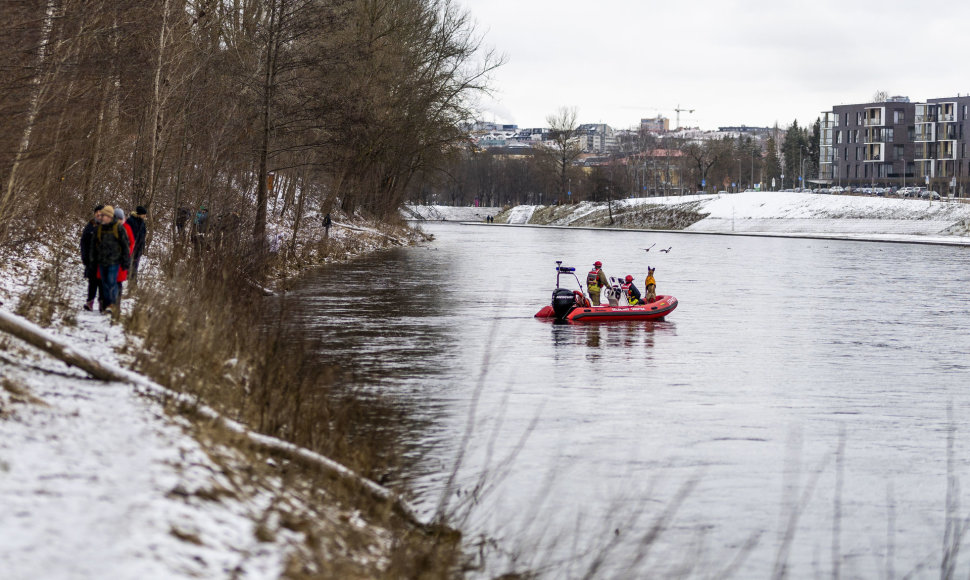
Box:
894 145 904 160
857 112 863 126
837 131 843 144
894 109 905 123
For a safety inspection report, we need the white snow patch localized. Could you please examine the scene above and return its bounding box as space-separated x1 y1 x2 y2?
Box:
404 205 501 222
506 205 537 224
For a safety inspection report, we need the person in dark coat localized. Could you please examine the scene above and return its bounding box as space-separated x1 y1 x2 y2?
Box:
91 205 131 315
176 205 190 236
125 205 148 283
323 212 332 238
80 204 104 311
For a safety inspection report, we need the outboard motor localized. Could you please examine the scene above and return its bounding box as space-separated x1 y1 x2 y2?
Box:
551 288 577 319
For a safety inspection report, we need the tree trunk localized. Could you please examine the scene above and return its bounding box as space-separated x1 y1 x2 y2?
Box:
254 0 281 241
145 0 172 210
0 0 58 227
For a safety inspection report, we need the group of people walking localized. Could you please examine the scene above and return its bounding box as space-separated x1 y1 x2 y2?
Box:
79 204 148 315
586 260 657 306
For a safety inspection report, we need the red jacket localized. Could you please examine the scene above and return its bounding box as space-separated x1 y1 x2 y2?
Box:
96 222 135 282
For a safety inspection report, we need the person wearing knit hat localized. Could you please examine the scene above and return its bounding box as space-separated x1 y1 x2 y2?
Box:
91 204 131 315
126 205 148 284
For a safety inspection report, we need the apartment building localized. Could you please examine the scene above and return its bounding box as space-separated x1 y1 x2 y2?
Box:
577 123 617 153
821 95 970 194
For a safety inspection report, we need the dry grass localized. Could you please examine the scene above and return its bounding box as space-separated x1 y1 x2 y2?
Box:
124 232 462 577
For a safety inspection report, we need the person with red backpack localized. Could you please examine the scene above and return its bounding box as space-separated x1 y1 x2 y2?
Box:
90 205 131 315
114 207 136 303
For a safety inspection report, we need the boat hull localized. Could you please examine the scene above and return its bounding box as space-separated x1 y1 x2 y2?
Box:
535 295 678 322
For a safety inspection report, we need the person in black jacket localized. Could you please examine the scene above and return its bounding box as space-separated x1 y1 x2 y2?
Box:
80 204 104 311
125 205 148 283
91 205 131 315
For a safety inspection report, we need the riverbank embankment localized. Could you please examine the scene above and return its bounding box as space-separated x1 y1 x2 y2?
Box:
470 191 970 244
0 214 454 578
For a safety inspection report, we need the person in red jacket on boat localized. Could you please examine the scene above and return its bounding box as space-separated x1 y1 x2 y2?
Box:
621 275 643 305
586 260 609 306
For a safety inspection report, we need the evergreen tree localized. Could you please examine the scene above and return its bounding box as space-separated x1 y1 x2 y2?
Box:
808 118 821 181
764 136 782 189
782 120 811 188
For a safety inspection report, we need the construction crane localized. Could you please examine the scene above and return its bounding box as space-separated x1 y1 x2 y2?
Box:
674 104 694 130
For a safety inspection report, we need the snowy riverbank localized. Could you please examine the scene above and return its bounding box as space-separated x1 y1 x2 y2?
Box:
490 192 970 242
0 218 430 579
402 204 501 222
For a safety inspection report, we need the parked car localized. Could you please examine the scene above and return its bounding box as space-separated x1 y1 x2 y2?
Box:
830 186 845 193
920 190 941 200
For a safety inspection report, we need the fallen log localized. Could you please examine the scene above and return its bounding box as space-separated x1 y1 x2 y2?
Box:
0 308 430 530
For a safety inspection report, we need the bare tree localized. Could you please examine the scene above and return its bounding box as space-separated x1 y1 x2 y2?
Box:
541 106 582 203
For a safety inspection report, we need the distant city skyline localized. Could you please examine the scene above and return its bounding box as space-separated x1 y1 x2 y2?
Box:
458 0 970 131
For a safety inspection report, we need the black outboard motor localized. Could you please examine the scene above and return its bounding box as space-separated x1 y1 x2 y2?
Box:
551 288 577 319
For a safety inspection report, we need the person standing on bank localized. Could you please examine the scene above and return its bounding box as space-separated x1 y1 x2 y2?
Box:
586 260 610 306
91 205 131 315
114 207 136 304
323 212 332 238
125 205 148 284
80 204 104 311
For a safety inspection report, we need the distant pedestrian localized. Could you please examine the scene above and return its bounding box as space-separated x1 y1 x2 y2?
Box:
114 207 136 303
91 205 131 316
175 205 190 236
125 205 148 284
192 206 209 253
269 231 284 253
80 204 103 311
322 212 332 238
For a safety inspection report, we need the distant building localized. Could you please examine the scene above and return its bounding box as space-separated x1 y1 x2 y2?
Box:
821 94 970 194
641 116 669 133
717 125 772 136
577 123 617 153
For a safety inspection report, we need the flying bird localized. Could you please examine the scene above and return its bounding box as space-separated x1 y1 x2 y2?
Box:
642 243 656 252
659 246 672 253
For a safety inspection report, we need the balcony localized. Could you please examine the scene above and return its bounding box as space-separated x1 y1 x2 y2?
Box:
939 113 956 122
863 117 884 127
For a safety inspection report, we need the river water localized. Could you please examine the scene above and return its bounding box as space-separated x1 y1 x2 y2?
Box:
284 222 970 578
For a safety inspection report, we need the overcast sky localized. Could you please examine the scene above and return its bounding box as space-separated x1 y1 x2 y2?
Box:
458 0 970 131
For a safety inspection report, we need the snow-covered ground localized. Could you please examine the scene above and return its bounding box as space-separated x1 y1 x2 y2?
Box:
498 192 970 242
403 204 501 222
506 205 537 224
0 225 405 579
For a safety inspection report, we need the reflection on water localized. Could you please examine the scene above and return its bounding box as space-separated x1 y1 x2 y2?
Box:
283 223 970 577
547 320 677 357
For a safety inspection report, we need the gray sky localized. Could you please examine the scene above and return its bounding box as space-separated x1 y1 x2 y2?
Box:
460 0 970 131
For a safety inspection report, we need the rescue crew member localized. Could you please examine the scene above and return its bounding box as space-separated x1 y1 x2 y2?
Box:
644 266 657 303
586 260 610 306
621 274 642 305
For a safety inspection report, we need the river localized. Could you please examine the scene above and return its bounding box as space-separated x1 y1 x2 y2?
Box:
283 222 970 578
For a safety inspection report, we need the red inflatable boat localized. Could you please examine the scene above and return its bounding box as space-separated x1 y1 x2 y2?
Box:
534 261 678 323
535 295 678 322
